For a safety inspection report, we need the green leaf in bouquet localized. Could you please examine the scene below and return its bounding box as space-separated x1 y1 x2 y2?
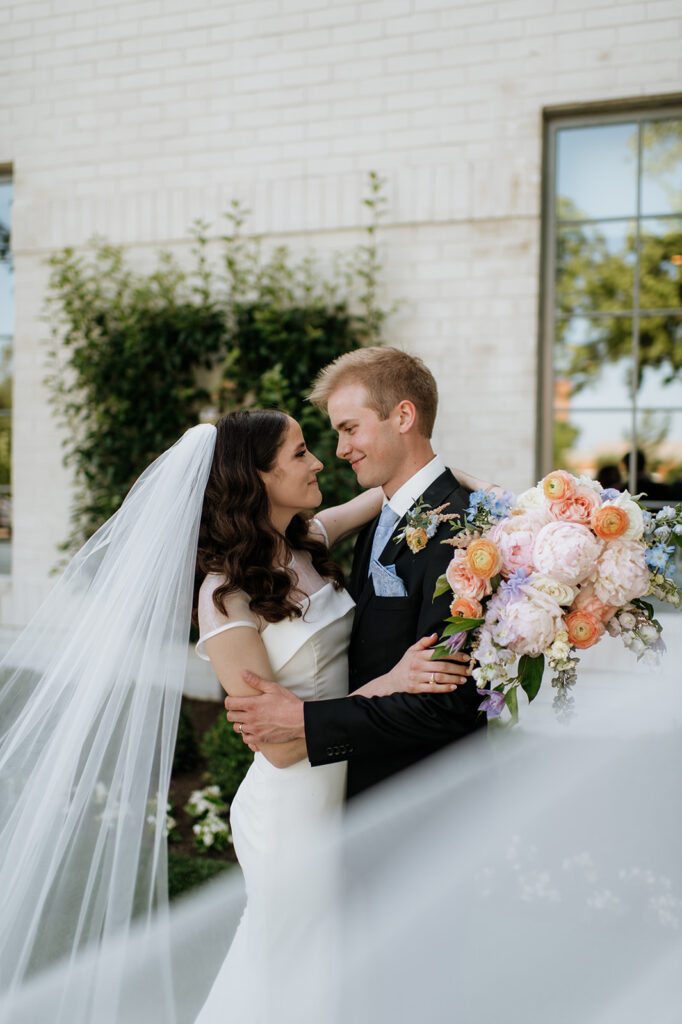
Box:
518 653 544 703
671 533 682 550
432 573 451 601
442 616 485 636
429 643 458 660
632 598 655 620
505 685 519 724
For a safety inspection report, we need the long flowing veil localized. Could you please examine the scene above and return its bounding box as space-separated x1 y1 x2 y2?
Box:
0 423 217 1024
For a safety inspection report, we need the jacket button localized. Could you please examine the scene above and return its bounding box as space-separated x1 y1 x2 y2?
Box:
326 747 333 756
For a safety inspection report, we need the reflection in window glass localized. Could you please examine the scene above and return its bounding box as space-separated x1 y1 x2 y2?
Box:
642 120 682 217
556 220 635 315
0 174 11 576
638 217 682 307
547 112 682 501
556 123 638 221
555 317 633 409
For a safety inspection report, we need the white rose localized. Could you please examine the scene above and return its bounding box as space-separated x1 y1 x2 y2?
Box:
576 475 603 495
603 493 644 541
514 486 547 515
531 575 576 606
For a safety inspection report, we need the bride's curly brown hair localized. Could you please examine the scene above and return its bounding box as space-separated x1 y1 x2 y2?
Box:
194 409 344 624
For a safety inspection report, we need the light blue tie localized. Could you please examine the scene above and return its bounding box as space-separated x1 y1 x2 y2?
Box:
368 504 400 575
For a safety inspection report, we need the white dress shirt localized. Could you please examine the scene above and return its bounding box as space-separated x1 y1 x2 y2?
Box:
384 454 446 519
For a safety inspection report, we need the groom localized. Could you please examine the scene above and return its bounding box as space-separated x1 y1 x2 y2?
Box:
225 347 485 796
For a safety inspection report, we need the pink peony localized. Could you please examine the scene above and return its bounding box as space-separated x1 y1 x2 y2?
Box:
545 485 601 526
534 521 603 586
592 538 650 606
503 588 564 657
445 549 489 602
571 582 617 624
489 512 546 577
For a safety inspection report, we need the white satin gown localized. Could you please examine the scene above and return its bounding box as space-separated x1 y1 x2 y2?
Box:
194 533 354 1023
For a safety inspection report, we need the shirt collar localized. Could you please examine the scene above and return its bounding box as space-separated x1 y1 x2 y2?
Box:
384 455 446 519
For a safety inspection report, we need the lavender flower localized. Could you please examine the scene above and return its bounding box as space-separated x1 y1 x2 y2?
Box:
477 688 507 719
443 631 467 654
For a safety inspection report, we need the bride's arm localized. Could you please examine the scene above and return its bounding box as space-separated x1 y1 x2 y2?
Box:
451 467 504 497
314 469 504 548
314 487 383 548
204 627 307 769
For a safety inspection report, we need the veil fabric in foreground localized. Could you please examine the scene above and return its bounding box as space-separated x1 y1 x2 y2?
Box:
0 423 217 1024
4 680 681 1023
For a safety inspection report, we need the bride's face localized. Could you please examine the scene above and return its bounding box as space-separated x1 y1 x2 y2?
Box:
261 417 324 519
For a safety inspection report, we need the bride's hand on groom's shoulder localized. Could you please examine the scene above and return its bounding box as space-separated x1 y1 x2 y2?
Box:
357 634 471 698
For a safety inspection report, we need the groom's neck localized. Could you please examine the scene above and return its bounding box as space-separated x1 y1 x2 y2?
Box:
382 439 436 500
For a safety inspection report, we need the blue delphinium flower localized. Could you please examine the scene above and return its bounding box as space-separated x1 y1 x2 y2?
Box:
645 544 675 572
499 567 530 599
600 488 621 502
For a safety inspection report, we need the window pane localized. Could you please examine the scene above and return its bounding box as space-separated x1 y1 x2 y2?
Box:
555 316 633 409
638 217 682 309
552 408 633 480
636 314 682 407
556 123 638 221
556 220 635 315
634 410 682 502
641 119 682 217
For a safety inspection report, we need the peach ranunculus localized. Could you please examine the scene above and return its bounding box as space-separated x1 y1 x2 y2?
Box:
542 470 577 502
601 493 645 541
445 550 489 602
450 596 483 619
591 504 629 541
546 485 601 526
466 538 503 579
488 511 545 577
533 521 603 586
405 527 428 553
591 538 650 606
571 582 617 624
565 609 603 649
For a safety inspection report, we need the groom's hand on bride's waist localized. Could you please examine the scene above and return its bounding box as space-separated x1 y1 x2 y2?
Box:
225 672 306 748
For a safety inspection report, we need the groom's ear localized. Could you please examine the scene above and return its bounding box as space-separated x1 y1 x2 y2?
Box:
395 400 417 434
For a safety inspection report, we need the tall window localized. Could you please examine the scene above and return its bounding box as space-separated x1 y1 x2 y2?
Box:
0 170 12 575
541 106 682 505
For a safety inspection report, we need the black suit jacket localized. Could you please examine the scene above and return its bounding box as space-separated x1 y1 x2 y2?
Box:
304 469 485 797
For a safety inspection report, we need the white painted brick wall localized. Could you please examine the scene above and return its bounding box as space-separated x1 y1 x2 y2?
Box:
1 0 681 625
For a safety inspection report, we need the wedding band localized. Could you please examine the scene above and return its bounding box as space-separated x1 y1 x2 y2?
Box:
430 672 436 684
237 723 242 734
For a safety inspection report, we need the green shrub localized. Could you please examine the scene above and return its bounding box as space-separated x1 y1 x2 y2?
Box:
201 714 254 805
167 850 235 901
172 700 201 776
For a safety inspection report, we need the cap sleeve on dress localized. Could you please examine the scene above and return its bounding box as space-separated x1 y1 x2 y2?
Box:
196 577 260 661
309 517 329 548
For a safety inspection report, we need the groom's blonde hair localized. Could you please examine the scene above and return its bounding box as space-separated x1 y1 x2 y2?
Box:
309 346 438 438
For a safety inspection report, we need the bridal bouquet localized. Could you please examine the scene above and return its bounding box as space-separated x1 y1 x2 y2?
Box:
431 471 682 721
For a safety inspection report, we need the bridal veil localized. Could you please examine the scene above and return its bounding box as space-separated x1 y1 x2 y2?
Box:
0 423 216 1023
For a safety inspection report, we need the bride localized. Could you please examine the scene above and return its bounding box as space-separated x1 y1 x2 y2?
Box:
0 407 482 1024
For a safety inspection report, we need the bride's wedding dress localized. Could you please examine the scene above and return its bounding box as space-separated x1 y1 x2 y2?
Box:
194 542 354 1023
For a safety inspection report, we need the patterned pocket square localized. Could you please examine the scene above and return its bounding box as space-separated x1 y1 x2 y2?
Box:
370 560 408 597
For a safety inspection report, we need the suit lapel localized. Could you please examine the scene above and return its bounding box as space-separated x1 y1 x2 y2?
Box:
350 469 465 638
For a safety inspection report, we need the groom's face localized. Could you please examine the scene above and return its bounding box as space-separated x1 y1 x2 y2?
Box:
327 382 404 492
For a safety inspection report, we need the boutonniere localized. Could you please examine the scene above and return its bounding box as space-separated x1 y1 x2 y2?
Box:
394 497 458 553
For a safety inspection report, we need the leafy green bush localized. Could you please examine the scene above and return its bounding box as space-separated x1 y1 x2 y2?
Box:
200 714 254 805
45 245 226 552
172 701 201 777
45 173 389 555
167 851 234 901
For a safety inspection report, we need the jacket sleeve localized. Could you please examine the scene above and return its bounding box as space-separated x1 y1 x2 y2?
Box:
304 515 482 767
